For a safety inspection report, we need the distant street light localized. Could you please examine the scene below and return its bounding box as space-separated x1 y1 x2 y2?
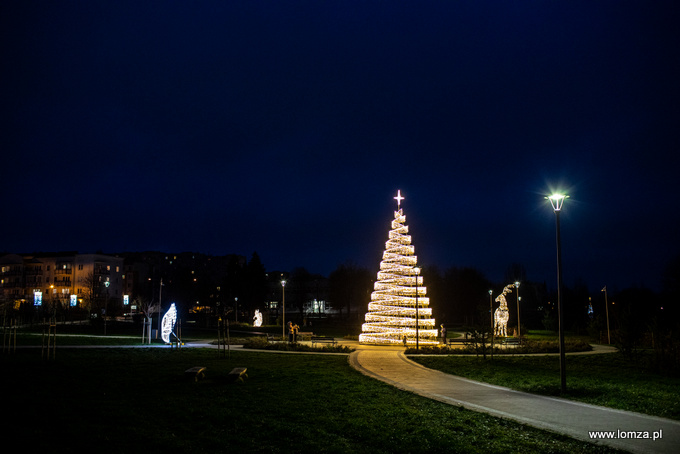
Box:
515 281 521 340
488 289 493 331
602 286 611 344
489 289 494 357
414 266 421 350
158 278 164 339
281 279 286 341
547 192 569 393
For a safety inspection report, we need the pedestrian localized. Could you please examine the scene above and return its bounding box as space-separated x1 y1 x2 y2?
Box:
288 321 294 342
440 324 447 345
293 323 299 342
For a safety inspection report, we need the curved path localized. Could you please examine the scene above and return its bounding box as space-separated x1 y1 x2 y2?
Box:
349 347 680 454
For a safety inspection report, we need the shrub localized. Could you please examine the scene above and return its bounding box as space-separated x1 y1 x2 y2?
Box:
241 337 354 353
405 339 592 355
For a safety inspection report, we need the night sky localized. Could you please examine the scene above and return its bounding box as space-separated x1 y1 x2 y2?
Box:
2 2 678 293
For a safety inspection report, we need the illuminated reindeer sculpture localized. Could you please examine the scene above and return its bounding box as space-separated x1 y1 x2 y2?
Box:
494 284 514 337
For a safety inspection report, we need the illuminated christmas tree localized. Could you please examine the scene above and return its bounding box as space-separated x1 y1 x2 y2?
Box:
360 190 438 345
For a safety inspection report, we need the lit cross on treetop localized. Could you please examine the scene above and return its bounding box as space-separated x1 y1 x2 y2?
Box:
394 190 404 207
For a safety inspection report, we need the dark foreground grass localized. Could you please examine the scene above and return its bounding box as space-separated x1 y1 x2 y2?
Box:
0 348 622 454
411 354 680 421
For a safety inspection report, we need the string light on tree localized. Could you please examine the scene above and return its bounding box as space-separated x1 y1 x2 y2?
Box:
360 190 438 346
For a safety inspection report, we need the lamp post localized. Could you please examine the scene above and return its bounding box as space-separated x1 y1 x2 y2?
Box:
547 193 568 393
488 289 494 332
514 281 521 340
158 278 163 339
602 286 611 344
280 279 286 341
414 266 421 350
489 289 494 358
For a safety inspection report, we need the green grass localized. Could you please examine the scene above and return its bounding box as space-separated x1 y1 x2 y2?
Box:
411 353 680 420
0 348 622 453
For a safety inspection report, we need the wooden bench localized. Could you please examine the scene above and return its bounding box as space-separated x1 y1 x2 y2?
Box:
311 336 337 347
228 367 248 383
185 366 206 382
297 331 313 341
501 337 521 346
447 338 468 343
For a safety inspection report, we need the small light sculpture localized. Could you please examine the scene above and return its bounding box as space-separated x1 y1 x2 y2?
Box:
161 303 177 343
360 190 438 346
253 309 263 327
494 284 514 337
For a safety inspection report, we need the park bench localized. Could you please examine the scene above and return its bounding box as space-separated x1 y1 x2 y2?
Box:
297 331 313 341
228 367 248 383
446 338 469 345
501 337 520 346
185 366 206 382
311 336 337 347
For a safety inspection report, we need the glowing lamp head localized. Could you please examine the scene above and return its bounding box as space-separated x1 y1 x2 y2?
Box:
281 279 286 287
547 193 569 211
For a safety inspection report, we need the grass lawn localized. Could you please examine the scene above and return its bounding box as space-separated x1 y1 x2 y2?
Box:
411 353 680 421
0 348 623 453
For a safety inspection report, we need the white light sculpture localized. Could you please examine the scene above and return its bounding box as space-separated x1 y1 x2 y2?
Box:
253 309 263 327
494 284 514 337
161 303 177 343
360 190 438 346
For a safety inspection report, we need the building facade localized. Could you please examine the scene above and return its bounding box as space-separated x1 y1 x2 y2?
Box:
0 252 124 314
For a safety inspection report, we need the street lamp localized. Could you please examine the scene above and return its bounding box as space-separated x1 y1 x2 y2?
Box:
602 286 611 344
488 289 493 332
514 281 521 340
414 266 421 350
489 289 494 358
547 192 569 393
281 279 286 341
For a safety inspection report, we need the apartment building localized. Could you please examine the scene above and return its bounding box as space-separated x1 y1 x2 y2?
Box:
0 252 124 311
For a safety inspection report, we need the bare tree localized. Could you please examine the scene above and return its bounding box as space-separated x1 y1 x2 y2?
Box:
80 271 97 318
134 296 159 343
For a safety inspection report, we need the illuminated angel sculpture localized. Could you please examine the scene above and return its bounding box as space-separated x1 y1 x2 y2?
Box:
161 303 177 343
360 190 438 345
253 309 263 327
494 284 514 337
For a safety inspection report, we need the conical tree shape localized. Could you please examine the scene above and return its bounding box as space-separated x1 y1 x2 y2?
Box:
360 204 438 345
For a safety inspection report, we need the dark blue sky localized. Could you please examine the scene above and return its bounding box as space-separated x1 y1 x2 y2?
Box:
2 1 678 292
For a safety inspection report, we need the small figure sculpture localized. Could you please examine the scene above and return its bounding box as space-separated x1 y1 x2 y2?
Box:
253 309 263 327
494 284 514 337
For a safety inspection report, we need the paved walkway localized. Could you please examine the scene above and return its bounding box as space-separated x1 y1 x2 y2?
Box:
349 347 680 454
